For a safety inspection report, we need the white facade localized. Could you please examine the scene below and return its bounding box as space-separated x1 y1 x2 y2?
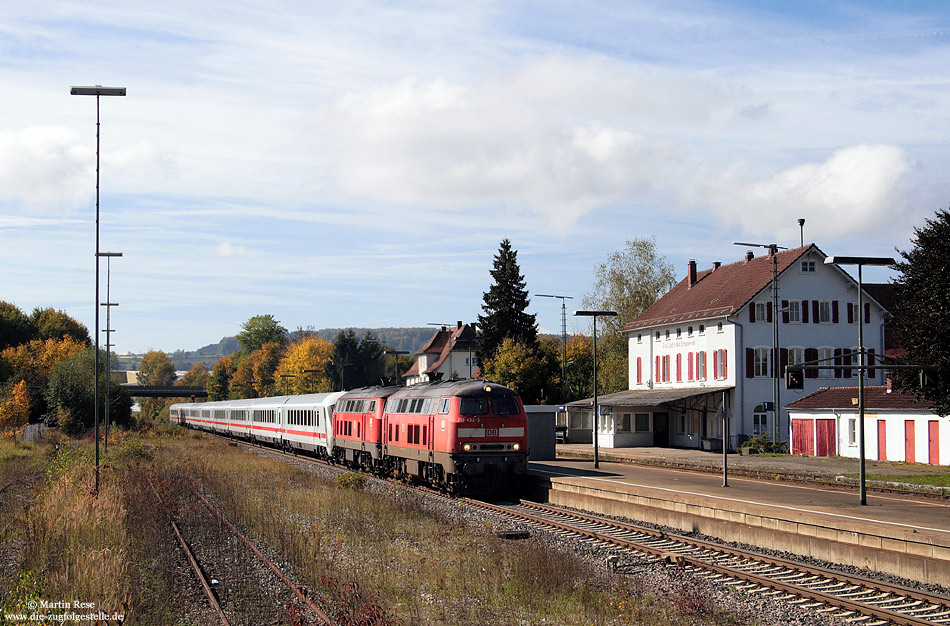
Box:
622 246 887 450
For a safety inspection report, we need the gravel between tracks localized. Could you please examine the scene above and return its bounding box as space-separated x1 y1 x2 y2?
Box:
238 443 936 626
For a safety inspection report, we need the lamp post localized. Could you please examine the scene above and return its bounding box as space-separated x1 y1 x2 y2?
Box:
574 310 617 469
303 369 319 393
279 374 297 396
100 251 122 452
538 294 574 392
825 255 895 506
383 351 409 384
71 85 126 494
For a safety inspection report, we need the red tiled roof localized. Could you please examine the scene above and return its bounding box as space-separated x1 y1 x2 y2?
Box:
785 385 934 411
623 245 816 331
404 324 478 377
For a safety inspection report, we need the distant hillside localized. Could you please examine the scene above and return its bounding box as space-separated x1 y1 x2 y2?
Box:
162 328 434 371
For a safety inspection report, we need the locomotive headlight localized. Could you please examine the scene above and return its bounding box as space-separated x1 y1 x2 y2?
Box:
512 443 520 451
463 443 472 451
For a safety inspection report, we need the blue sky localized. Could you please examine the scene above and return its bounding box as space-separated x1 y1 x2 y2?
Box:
2 1 948 353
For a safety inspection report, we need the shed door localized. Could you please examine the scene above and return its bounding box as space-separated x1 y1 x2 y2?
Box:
905 420 916 463
929 420 940 465
877 420 887 461
792 419 814 456
815 419 836 457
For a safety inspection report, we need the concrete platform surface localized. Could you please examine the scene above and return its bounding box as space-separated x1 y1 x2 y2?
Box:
529 450 950 585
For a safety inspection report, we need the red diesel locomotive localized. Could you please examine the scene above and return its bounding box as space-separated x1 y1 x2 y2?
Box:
334 379 530 493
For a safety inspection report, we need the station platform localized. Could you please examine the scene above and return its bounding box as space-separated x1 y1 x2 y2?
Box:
527 446 950 586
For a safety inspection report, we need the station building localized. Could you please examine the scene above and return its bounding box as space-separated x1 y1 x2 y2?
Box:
562 244 889 451
403 322 479 385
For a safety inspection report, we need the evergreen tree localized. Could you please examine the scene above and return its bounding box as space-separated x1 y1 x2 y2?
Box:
893 208 950 415
477 239 538 367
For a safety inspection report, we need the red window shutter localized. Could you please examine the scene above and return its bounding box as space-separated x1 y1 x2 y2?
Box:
687 352 694 380
782 300 789 323
703 352 708 380
723 349 727 379
766 301 773 323
847 303 854 324
804 348 818 378
780 348 788 377
655 356 660 382
802 300 810 323
833 348 842 378
676 354 682 382
864 303 871 324
749 305 756 323
832 301 839 323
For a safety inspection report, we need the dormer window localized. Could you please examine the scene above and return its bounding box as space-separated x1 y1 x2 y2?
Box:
665 330 670 340
676 328 682 338
801 260 816 273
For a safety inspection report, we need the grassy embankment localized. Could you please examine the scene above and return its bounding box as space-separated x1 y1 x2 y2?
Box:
1 425 742 625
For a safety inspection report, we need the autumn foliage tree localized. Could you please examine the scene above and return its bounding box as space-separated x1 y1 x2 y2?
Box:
0 380 30 434
276 336 334 394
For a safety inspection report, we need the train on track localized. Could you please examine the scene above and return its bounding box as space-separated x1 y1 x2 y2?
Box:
169 379 530 494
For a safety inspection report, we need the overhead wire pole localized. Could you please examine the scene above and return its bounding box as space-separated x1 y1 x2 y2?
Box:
735 242 787 444
537 294 574 393
71 85 126 494
100 251 122 452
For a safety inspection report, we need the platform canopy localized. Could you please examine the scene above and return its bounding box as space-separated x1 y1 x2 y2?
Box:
565 385 734 409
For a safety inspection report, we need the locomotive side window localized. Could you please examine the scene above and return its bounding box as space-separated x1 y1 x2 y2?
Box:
439 398 451 414
459 396 489 415
367 400 376 413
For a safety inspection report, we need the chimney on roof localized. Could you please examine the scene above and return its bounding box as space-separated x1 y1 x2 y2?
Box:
457 321 463 330
745 250 754 263
687 259 697 288
713 261 721 271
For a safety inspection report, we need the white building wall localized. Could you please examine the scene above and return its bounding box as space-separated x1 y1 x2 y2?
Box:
624 249 887 450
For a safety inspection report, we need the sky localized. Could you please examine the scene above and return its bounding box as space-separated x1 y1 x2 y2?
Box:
2 0 948 354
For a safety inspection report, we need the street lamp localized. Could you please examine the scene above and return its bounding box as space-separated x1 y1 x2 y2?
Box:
279 374 297 396
383 351 409 384
574 310 617 469
538 294 574 392
100 251 122 452
303 369 319 393
825 255 895 506
71 84 126 494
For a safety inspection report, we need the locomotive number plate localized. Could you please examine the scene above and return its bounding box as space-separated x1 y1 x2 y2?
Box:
486 428 499 438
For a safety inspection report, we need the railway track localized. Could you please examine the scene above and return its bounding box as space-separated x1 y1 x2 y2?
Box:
465 498 950 626
202 430 950 624
147 474 332 626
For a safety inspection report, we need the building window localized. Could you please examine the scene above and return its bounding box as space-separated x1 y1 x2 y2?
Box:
754 347 770 378
662 355 671 382
753 405 768 435
635 413 650 432
617 413 631 432
848 418 857 445
819 300 832 323
676 328 682 338
801 260 816 273
818 347 834 378
787 300 801 323
696 352 707 381
698 324 705 335
788 347 804 370
714 349 728 380
755 302 767 322
637 333 642 343
665 330 670 340
717 321 723 333
655 331 660 340
687 326 693 337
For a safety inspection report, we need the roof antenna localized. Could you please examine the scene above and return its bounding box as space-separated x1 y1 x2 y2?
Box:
798 218 805 247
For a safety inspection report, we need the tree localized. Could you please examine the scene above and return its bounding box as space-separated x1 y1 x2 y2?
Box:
29 307 90 344
207 357 234 401
137 350 177 419
46 347 131 434
477 239 538 367
0 336 85 421
179 363 210 388
582 236 677 394
329 330 386 390
893 208 950 415
276 336 334 394
481 337 560 404
563 334 595 402
0 380 30 433
0 302 33 351
237 314 287 354
254 342 283 396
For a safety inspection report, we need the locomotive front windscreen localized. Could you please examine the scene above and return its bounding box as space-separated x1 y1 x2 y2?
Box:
459 395 520 415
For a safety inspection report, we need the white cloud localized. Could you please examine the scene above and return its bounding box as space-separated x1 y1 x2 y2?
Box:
215 240 250 257
700 143 912 241
0 126 91 214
